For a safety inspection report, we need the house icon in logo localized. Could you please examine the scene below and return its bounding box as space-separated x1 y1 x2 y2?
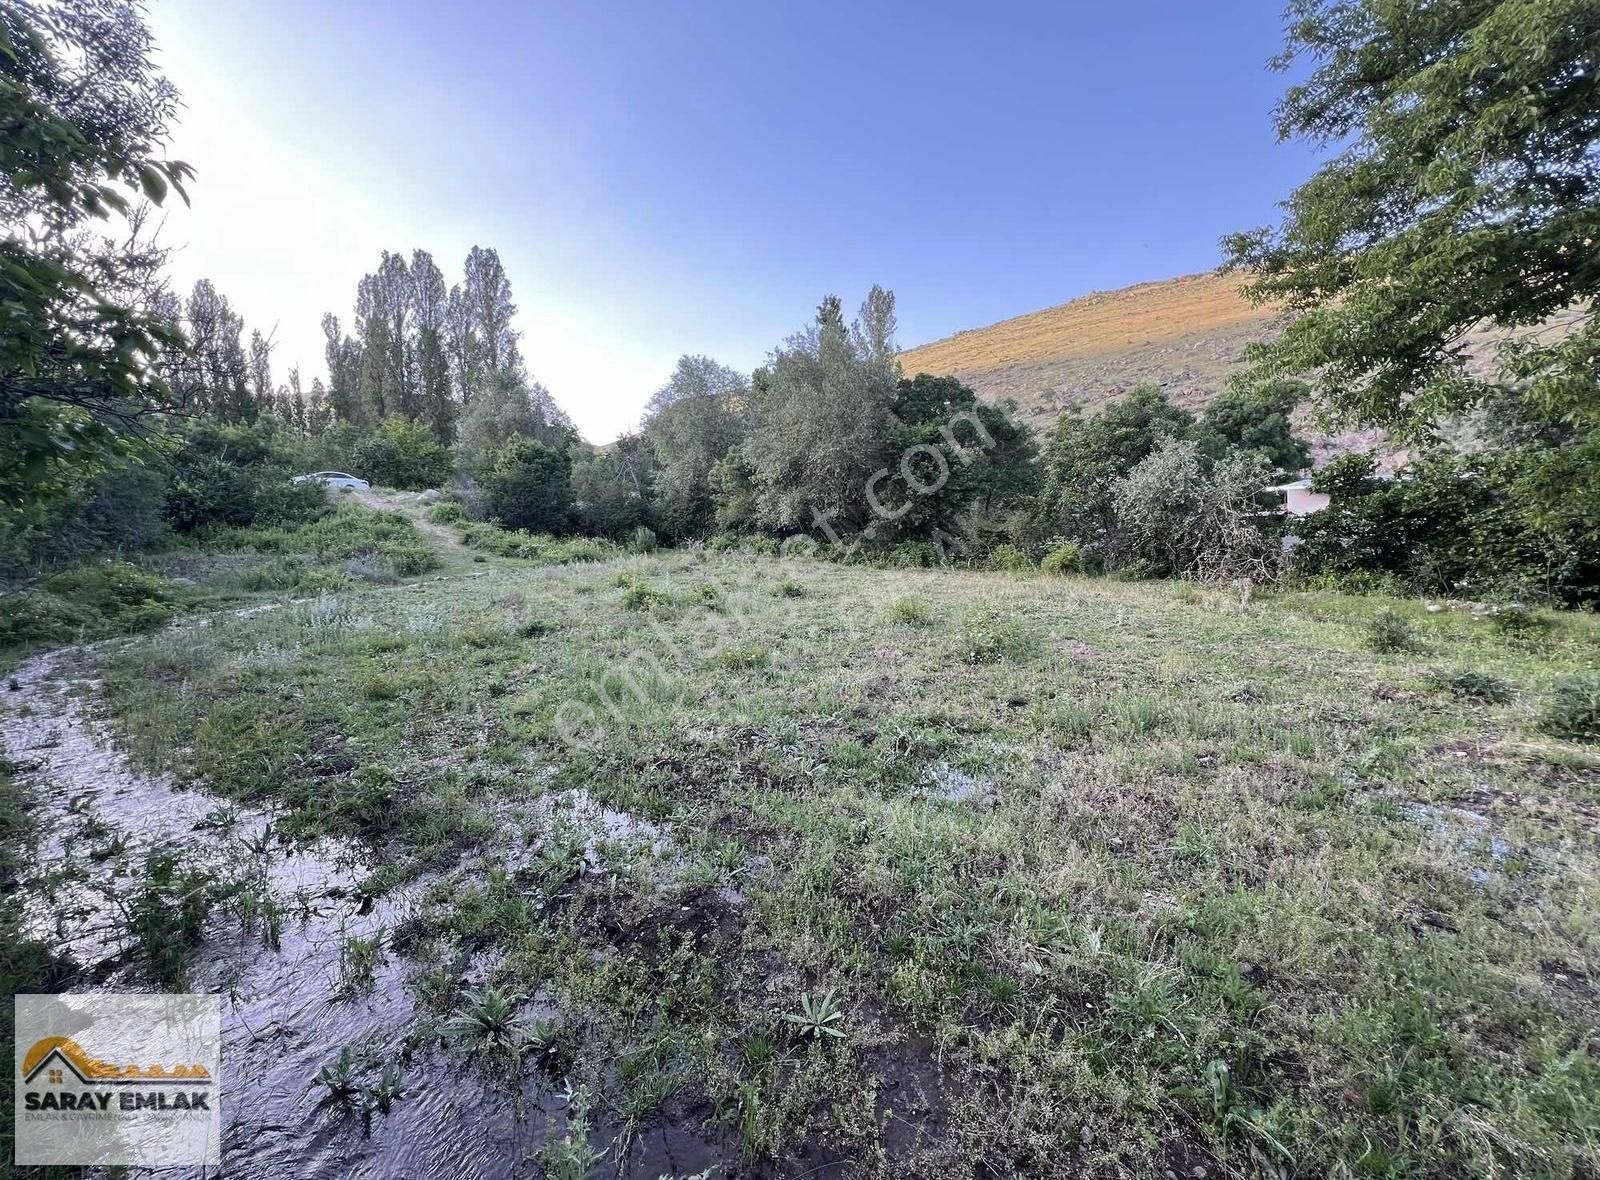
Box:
21 1037 212 1087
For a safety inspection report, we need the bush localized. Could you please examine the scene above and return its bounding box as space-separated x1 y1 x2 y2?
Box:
626 526 658 554
480 438 572 534
428 501 465 524
349 417 452 490
1366 609 1422 654
1488 602 1552 639
618 577 674 613
880 542 941 568
1426 669 1514 704
985 544 1033 572
0 561 176 648
1040 542 1084 575
1541 675 1600 742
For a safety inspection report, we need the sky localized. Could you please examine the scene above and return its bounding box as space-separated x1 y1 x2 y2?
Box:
145 0 1321 442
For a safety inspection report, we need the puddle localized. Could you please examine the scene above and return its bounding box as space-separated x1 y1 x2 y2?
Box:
1404 800 1513 884
926 762 997 807
3 646 767 1178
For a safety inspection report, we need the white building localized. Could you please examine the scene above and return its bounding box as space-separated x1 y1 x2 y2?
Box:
1263 478 1331 518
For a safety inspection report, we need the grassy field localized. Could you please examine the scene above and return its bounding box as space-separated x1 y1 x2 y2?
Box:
58 511 1600 1176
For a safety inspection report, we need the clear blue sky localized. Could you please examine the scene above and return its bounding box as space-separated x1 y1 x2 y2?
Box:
150 0 1319 440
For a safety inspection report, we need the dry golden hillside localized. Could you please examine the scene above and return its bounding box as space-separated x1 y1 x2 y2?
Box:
898 271 1285 434
900 271 1272 376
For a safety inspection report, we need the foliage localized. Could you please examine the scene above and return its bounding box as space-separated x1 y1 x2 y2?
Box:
1192 380 1309 474
1111 439 1277 581
643 356 746 539
1040 542 1084 575
1037 386 1194 553
455 521 612 564
130 845 213 989
1366 609 1422 655
162 420 328 533
570 434 653 539
1223 0 1600 529
1289 450 1600 606
625 525 658 554
1425 669 1513 705
428 500 465 523
985 543 1033 572
0 559 174 648
0 460 167 570
782 989 847 1042
349 417 452 489
741 290 900 532
0 0 194 503
456 371 572 474
479 437 573 534
1541 675 1600 743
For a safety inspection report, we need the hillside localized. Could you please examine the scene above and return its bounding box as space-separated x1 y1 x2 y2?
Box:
898 271 1280 431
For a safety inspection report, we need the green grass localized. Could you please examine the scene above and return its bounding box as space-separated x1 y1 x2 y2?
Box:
85 553 1600 1176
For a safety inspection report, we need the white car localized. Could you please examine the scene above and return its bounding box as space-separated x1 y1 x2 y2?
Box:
296 471 370 492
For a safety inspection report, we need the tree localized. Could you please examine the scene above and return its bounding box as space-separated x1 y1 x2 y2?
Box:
248 329 274 420
462 246 520 378
874 374 1038 545
1 0 194 505
320 313 363 426
456 371 572 473
643 355 747 538
1223 0 1600 524
1037 385 1193 550
1192 380 1309 475
742 287 901 533
571 435 654 538
350 417 452 490
410 250 454 442
1111 438 1278 581
481 438 571 533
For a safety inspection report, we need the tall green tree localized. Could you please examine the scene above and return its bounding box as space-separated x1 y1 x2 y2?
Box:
743 287 901 533
642 354 747 538
1224 0 1600 525
1 0 194 504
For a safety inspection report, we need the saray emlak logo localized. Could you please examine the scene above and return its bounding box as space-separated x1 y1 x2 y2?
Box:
14 993 220 1166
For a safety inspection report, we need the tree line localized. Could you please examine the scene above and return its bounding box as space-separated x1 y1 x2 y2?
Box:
3 0 1596 606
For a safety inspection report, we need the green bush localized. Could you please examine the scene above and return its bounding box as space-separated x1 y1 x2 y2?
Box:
428 501 465 524
0 561 176 648
1541 675 1600 742
881 542 941 568
1488 602 1553 639
985 543 1033 572
1366 609 1422 654
626 525 658 554
618 577 674 613
480 438 572 533
1040 542 1084 575
349 417 452 490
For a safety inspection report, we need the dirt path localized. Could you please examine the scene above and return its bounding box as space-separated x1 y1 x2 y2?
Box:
350 486 473 559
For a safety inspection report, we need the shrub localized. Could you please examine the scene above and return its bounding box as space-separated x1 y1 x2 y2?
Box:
626 525 658 554
1366 609 1422 654
1426 669 1514 704
1541 675 1600 742
428 501 466 524
880 542 941 568
776 577 806 598
1040 542 1084 575
986 544 1033 572
618 578 674 613
480 438 572 534
889 596 934 626
714 643 769 670
0 561 177 648
349 417 452 490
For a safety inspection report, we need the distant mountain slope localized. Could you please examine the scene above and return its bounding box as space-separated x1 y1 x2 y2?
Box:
898 272 1280 432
